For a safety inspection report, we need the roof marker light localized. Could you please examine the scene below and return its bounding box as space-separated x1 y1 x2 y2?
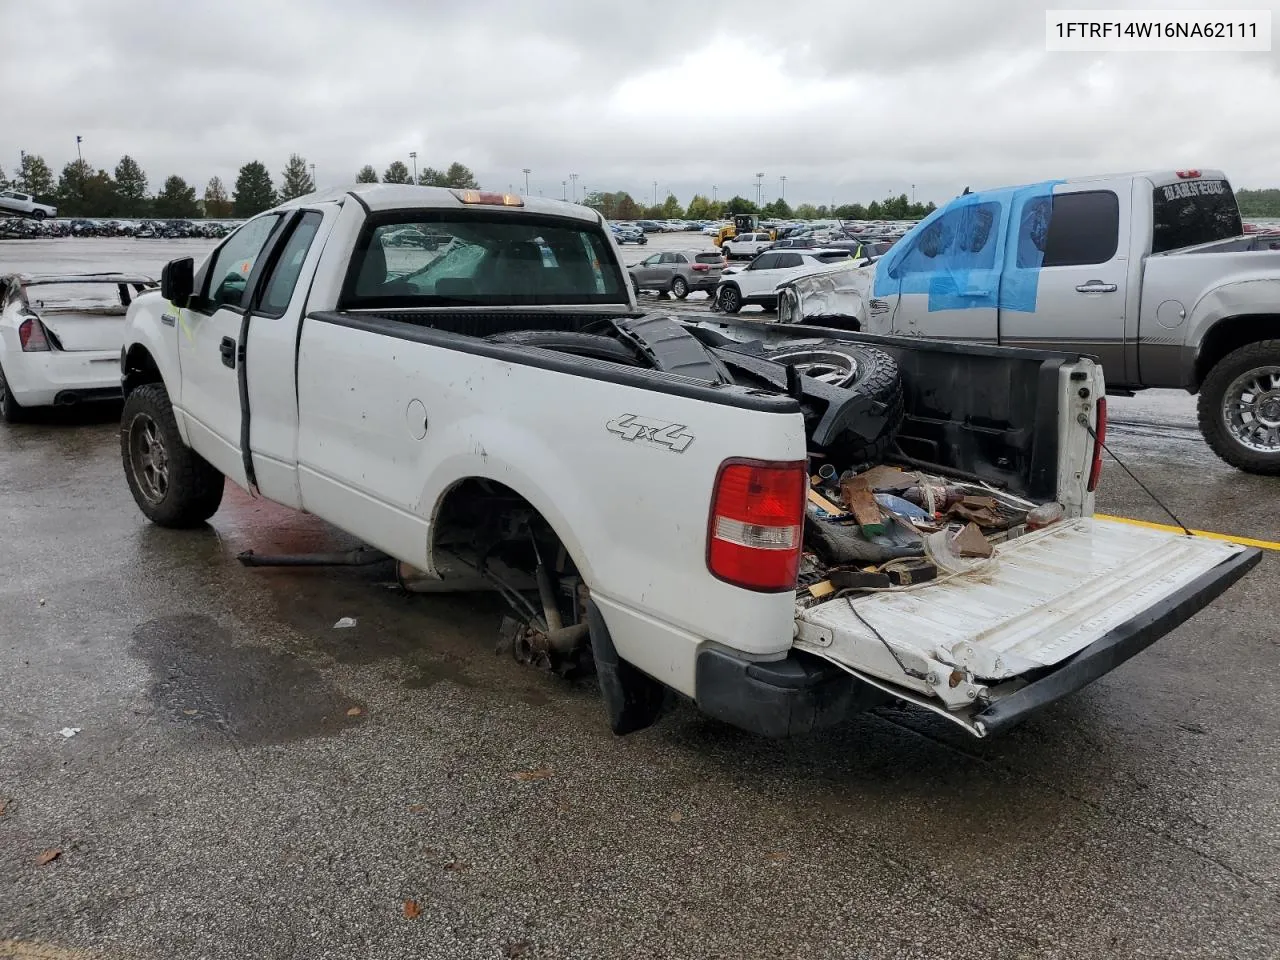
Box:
452 189 524 207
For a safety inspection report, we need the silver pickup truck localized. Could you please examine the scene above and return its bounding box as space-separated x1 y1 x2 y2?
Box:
775 169 1280 475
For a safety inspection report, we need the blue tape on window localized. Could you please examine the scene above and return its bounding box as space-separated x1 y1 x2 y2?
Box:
872 180 1063 313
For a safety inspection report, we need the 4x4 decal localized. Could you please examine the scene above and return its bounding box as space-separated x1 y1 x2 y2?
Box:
606 414 694 453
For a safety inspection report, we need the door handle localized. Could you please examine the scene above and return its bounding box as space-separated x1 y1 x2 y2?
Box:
1075 281 1117 293
220 336 236 368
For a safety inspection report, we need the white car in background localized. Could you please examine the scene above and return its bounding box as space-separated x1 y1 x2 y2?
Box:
720 231 775 260
0 273 157 422
0 190 57 219
715 248 853 313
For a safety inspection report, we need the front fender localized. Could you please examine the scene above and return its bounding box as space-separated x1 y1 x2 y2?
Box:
123 291 185 438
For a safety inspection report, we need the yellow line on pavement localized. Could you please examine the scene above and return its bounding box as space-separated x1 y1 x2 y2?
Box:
1096 514 1280 552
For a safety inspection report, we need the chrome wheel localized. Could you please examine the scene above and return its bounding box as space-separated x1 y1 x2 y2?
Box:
1221 365 1280 453
128 413 169 504
765 347 860 387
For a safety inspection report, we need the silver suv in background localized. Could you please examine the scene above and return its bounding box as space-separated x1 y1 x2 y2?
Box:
628 250 726 298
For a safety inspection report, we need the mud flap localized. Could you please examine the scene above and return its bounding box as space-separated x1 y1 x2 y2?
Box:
586 599 668 735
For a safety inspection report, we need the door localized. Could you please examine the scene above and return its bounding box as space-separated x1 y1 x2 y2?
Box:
998 187 1129 378
632 253 664 286
737 251 783 298
177 213 282 488
243 209 328 508
885 198 1004 343
657 252 682 287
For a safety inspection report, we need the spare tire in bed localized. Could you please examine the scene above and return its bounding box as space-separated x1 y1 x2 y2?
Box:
485 330 642 365
712 339 905 464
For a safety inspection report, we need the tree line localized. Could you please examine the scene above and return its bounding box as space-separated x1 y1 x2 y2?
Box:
1235 189 1280 218
582 190 937 222
0 153 479 219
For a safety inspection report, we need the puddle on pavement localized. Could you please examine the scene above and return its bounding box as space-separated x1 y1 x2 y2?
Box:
130 613 365 745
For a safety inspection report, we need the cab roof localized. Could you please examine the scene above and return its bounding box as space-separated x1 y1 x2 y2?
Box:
274 184 604 224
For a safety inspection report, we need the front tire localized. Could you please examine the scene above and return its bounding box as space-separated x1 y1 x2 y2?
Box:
1197 340 1280 475
121 384 225 527
718 284 742 314
30 210 46 221
670 276 689 299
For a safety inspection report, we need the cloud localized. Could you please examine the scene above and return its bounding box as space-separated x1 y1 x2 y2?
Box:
4 0 1279 205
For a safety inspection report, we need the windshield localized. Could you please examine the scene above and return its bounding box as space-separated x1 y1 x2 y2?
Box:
340 212 628 308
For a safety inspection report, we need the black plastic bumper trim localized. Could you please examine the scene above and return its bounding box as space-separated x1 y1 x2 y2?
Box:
695 647 888 738
975 545 1263 736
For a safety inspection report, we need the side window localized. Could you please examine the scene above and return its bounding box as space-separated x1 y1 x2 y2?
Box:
1018 191 1119 268
642 254 661 266
895 202 1000 276
776 253 804 269
257 212 323 316
659 253 679 264
750 253 780 271
198 215 281 312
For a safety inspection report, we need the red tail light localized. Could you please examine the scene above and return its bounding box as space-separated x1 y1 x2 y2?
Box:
1087 397 1106 492
1175 170 1202 179
19 318 50 352
691 263 710 271
707 458 806 592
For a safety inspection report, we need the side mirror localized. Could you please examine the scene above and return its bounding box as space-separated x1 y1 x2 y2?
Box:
161 257 194 306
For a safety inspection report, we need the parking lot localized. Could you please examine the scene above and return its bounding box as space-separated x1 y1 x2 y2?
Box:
1 238 1278 960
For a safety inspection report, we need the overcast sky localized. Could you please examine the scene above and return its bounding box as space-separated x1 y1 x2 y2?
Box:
4 0 1279 207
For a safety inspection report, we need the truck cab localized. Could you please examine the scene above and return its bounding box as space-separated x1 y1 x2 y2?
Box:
777 169 1280 474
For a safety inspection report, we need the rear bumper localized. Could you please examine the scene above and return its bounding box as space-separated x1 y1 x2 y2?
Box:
695 546 1262 738
4 350 123 408
695 648 889 737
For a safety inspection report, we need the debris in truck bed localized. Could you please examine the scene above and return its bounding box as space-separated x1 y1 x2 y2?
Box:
952 522 995 558
798 459 1066 604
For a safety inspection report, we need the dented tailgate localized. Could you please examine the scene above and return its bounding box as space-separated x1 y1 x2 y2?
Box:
794 518 1261 736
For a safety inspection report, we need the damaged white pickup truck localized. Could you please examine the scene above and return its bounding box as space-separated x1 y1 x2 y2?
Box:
117 184 1260 740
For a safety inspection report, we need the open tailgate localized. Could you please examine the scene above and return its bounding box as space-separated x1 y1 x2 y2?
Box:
795 518 1262 737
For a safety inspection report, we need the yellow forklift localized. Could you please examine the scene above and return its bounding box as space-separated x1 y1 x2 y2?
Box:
714 214 776 249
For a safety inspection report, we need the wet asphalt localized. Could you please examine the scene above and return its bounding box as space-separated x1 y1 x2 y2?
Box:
1 239 1278 960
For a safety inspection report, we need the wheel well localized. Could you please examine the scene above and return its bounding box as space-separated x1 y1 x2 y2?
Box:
430 477 581 580
122 344 162 396
1194 315 1280 390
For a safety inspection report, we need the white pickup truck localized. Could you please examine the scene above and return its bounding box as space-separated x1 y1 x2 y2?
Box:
776 170 1280 475
117 184 1259 739
0 189 57 219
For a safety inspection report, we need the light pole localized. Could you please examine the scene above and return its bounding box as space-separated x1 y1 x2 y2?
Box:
310 163 316 190
911 183 916 204
522 168 530 193
561 180 567 201
409 151 417 183
780 175 787 201
74 135 83 208
18 149 25 192
755 172 764 207
569 172 578 202
653 180 658 207
712 184 717 203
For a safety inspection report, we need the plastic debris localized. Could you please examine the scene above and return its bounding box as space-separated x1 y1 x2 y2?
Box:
1026 502 1065 530
58 728 81 739
874 493 931 521
333 617 357 629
